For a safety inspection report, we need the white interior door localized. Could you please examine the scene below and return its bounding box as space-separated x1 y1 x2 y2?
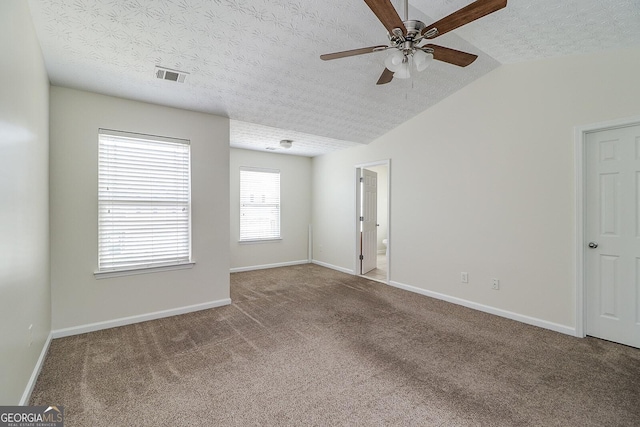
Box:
585 124 640 348
361 168 377 274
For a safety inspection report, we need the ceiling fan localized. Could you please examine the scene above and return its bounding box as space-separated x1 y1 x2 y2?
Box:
320 0 507 85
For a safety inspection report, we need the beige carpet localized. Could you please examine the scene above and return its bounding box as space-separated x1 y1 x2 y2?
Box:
31 264 640 426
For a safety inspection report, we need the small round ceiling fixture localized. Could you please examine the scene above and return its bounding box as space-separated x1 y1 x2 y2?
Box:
280 139 293 149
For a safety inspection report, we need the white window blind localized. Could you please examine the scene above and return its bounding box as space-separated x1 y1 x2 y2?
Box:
240 167 281 241
98 129 191 272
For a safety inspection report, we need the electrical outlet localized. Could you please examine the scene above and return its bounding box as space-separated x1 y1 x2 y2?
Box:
461 272 468 283
492 278 500 290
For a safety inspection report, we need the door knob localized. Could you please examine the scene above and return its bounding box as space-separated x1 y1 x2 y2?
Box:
588 242 598 249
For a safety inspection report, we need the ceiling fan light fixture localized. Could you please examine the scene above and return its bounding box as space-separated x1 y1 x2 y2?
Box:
394 59 411 79
384 49 405 72
280 139 293 149
413 50 433 72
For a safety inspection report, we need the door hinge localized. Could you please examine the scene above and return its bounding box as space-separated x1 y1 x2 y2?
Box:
359 255 364 260
359 177 364 182
359 216 364 221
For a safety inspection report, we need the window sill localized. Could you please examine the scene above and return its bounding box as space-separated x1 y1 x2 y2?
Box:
238 238 282 244
94 262 195 280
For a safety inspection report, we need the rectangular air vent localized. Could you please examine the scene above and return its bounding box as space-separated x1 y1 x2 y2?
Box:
155 66 189 83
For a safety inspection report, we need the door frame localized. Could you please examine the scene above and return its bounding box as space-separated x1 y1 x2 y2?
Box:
574 115 640 338
354 159 391 283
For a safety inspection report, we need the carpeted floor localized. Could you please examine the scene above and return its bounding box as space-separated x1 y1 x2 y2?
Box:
31 264 640 426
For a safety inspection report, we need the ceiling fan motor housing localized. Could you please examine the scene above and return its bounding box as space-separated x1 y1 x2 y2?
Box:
404 20 426 37
389 20 425 49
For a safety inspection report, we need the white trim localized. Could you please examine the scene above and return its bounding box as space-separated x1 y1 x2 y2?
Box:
94 261 195 279
312 260 354 275
51 298 231 339
238 238 283 244
230 260 309 273
387 160 391 283
20 332 53 405
239 166 280 174
354 167 362 275
308 224 312 262
98 128 190 145
574 125 586 338
389 280 576 336
573 115 640 339
355 160 392 169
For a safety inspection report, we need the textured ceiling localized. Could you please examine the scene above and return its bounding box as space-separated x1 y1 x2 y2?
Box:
413 0 640 64
231 120 360 157
28 1 640 156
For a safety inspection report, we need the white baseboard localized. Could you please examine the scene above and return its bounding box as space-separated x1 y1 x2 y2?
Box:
389 280 576 336
51 298 232 339
20 331 53 405
230 260 309 273
311 260 355 275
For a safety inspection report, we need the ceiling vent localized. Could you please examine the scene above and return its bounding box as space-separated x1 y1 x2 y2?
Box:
155 66 188 83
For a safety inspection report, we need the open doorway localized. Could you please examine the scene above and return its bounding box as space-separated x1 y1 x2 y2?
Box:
355 160 390 283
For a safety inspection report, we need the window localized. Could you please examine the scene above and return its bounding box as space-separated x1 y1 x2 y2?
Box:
97 129 191 274
239 167 280 241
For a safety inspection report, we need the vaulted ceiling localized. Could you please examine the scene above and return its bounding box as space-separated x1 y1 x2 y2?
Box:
28 0 640 156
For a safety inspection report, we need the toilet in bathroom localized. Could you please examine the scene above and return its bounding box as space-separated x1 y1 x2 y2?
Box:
382 238 388 257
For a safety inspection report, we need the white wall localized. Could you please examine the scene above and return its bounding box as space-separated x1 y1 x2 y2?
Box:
312 47 640 330
0 1 51 404
230 148 311 270
50 87 230 331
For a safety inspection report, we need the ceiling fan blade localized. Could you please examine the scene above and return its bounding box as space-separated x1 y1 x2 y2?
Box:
422 0 507 38
364 0 406 36
320 45 387 61
376 68 394 85
423 44 478 67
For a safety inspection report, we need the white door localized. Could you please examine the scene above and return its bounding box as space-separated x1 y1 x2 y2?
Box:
585 124 640 348
361 169 378 274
